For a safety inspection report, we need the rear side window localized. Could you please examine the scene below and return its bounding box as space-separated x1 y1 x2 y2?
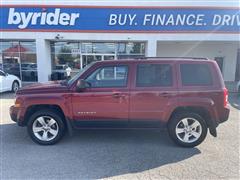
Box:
136 64 173 87
180 64 213 86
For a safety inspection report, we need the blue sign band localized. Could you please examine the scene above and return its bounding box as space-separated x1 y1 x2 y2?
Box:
0 6 239 33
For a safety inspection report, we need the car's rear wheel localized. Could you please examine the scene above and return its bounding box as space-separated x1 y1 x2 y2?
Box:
27 109 66 145
12 81 19 93
168 112 207 147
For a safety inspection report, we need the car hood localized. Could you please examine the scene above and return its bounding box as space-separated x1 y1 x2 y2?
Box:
17 81 69 94
8 74 19 79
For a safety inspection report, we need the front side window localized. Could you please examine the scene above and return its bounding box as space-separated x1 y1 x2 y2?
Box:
136 64 173 87
86 66 128 88
180 64 213 86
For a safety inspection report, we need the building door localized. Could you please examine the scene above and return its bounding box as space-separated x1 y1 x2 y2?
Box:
235 49 240 81
81 54 116 68
214 57 224 73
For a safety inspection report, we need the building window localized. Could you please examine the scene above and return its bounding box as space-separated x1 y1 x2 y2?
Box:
0 40 37 82
50 42 80 80
117 42 145 59
50 41 146 80
81 42 115 54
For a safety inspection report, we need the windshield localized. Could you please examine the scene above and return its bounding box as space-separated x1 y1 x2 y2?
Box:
67 62 95 85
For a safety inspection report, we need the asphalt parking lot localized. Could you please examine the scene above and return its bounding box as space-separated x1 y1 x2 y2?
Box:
0 92 239 180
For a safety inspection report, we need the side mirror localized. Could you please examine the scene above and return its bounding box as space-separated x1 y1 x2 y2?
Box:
76 79 91 92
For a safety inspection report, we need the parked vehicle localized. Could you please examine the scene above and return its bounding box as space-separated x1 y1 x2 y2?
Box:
10 58 230 147
0 70 21 93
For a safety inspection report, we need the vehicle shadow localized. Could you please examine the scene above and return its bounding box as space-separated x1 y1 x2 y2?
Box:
1 123 201 179
229 93 240 110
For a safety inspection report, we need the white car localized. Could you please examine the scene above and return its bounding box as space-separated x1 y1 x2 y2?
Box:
0 70 21 93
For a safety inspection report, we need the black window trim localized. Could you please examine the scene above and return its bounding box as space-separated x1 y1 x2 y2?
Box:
85 64 129 88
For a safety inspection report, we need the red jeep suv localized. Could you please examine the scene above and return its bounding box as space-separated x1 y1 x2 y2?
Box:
10 58 230 147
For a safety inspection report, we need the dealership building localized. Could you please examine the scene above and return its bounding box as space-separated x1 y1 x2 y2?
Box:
0 0 239 83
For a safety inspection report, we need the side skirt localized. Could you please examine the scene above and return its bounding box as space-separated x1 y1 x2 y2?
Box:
70 119 167 129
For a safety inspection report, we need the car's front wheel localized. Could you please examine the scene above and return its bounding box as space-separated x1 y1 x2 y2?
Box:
27 109 66 145
168 112 207 147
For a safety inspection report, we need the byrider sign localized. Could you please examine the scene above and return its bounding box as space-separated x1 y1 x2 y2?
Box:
0 6 239 33
8 8 80 29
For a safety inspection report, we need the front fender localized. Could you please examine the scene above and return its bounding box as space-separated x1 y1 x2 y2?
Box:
22 93 72 120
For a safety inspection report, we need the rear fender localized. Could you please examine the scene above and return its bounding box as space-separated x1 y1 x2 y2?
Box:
164 97 218 137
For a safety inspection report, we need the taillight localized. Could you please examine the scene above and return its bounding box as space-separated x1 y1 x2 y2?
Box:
223 88 228 107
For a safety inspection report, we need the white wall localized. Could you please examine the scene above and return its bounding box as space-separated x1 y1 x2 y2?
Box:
36 39 52 82
157 41 239 81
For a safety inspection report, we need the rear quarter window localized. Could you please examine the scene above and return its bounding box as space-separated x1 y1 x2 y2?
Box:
180 64 213 86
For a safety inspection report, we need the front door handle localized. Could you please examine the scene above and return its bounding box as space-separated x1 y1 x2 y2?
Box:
112 92 124 98
160 92 169 96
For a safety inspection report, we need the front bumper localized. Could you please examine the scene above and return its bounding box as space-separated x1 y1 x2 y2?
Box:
10 105 25 126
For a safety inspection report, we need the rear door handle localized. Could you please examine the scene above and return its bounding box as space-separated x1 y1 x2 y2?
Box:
160 92 169 96
159 92 176 97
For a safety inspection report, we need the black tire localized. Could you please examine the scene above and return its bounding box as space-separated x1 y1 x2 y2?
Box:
168 112 208 148
12 81 19 93
27 109 66 145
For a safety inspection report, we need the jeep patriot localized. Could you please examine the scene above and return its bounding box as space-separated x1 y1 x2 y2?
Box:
10 58 230 147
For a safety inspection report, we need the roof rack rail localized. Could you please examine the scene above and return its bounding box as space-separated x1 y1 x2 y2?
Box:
135 57 209 60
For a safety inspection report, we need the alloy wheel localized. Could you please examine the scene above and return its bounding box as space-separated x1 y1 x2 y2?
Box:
32 116 59 142
175 117 202 143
